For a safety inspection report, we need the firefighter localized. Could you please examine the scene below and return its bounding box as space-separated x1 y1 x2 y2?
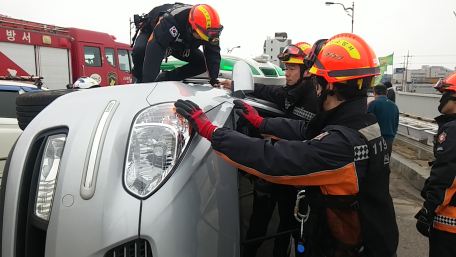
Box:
219 40 326 123
131 3 178 82
133 3 223 85
219 41 323 257
174 33 399 257
416 72 456 257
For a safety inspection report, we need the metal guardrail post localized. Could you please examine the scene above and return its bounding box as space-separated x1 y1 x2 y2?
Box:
395 134 433 160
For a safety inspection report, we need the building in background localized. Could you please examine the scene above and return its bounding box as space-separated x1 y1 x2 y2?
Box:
263 32 292 69
392 65 454 84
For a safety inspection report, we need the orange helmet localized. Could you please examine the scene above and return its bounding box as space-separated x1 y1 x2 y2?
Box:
278 43 309 64
434 72 456 93
309 33 380 84
189 4 223 45
295 42 312 56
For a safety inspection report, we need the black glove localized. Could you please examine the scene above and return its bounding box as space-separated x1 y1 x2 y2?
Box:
155 71 169 82
420 177 430 199
414 207 434 237
210 78 219 86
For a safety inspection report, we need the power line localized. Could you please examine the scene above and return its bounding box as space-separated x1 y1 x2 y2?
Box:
393 55 456 58
406 62 456 65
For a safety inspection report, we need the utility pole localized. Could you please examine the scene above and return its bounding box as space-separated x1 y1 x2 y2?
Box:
351 2 355 33
402 56 406 88
404 51 411 92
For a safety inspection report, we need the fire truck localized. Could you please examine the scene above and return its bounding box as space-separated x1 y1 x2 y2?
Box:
0 15 133 89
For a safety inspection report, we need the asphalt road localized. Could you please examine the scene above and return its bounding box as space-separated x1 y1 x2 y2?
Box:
390 170 429 257
254 170 430 257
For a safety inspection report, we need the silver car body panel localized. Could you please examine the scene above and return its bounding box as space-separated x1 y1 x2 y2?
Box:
140 102 240 257
2 81 252 256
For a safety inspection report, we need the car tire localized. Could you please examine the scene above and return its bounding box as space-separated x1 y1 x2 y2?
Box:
15 89 76 131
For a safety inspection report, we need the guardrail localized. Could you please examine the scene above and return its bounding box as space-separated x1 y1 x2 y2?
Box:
396 116 436 159
396 134 433 153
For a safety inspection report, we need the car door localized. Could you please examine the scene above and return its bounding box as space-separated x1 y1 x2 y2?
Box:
116 49 133 85
0 86 21 175
81 43 106 86
0 85 41 178
233 97 296 257
103 47 120 86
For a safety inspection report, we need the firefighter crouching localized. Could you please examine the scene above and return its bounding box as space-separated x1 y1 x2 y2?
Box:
174 32 399 257
416 71 456 257
131 3 223 85
131 3 177 82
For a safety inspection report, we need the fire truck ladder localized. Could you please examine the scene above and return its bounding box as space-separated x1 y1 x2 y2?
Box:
0 16 70 37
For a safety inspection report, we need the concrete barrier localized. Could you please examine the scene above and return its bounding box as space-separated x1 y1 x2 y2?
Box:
390 152 429 191
396 92 441 120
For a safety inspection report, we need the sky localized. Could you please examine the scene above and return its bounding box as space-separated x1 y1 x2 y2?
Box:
2 0 456 73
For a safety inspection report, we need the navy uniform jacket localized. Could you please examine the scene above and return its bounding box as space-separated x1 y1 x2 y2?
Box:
422 114 456 234
250 79 317 124
142 3 221 83
211 97 399 256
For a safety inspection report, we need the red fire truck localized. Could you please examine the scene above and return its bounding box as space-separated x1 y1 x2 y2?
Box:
0 16 133 89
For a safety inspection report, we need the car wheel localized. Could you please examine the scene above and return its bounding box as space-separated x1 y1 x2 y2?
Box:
15 89 77 130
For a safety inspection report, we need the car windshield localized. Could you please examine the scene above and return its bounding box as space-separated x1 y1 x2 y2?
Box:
259 67 278 77
0 90 19 118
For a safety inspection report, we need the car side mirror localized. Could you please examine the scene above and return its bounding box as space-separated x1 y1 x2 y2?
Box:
231 61 254 99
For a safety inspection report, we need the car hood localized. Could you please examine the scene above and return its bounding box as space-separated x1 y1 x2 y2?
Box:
146 81 231 111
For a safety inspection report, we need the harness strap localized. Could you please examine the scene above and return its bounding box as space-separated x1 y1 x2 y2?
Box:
303 194 359 211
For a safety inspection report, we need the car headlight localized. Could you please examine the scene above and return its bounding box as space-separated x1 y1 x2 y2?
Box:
35 134 67 221
124 103 191 198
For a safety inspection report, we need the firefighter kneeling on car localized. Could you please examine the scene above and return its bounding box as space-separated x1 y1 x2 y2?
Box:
174 33 399 257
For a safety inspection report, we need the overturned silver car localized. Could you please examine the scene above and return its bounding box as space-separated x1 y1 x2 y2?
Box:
1 62 296 257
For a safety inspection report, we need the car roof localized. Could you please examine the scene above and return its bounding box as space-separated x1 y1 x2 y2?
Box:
221 55 271 66
164 55 275 68
0 81 48 91
0 80 41 88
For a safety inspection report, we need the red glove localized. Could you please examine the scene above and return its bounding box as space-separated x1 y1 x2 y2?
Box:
174 99 217 141
233 100 264 129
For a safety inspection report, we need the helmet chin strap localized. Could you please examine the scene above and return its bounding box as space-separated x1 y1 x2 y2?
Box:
288 65 310 86
317 84 342 112
438 91 456 113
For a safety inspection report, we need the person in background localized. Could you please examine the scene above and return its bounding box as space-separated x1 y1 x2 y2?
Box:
384 81 396 102
367 84 399 156
416 72 456 257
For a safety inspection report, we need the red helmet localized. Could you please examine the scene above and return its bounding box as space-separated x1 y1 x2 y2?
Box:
309 33 380 84
189 4 223 45
434 72 456 93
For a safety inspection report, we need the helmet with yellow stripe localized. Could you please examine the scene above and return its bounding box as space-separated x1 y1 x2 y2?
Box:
188 4 223 45
295 42 312 56
309 33 380 87
278 42 311 64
